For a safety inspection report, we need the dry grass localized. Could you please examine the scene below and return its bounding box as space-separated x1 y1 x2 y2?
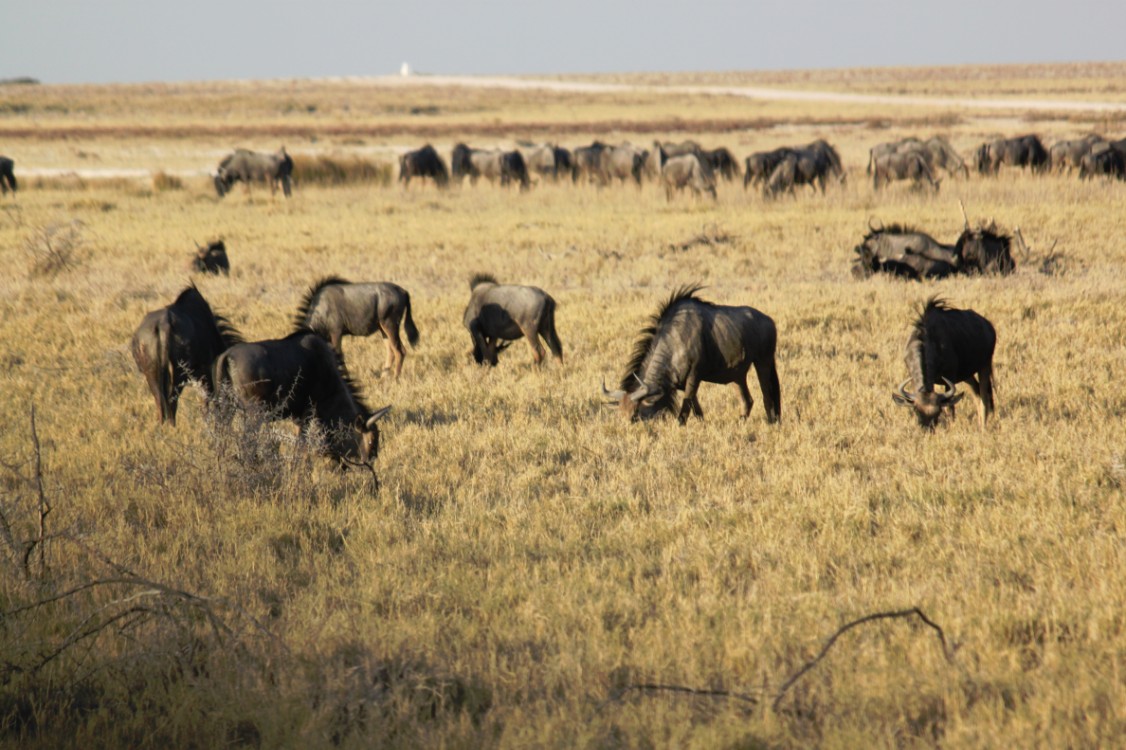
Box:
1 66 1125 748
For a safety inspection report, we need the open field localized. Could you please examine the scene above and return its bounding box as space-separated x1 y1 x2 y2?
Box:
1 65 1125 748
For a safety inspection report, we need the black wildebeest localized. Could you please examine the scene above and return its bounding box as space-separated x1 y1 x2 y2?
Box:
293 277 419 378
214 147 294 197
872 151 941 192
399 144 449 188
190 239 230 276
892 297 996 430
213 331 392 467
463 274 563 367
851 224 960 280
0 156 16 195
657 146 717 201
975 135 1049 175
130 284 243 425
602 286 781 425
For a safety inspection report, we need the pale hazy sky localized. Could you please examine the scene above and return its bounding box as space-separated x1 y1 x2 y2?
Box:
5 1 1123 84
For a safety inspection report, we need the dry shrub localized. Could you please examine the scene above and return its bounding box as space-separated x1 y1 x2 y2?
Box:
291 155 393 187
152 170 183 191
23 219 84 277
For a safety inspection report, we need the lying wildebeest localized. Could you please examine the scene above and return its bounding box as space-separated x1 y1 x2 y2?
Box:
892 297 996 430
572 141 611 183
399 144 449 188
601 286 780 425
851 224 960 280
700 147 740 181
213 331 392 467
130 284 243 425
450 144 529 189
872 151 940 192
955 224 1017 275
975 134 1049 175
293 277 419 378
658 146 717 201
1050 134 1105 173
0 156 16 194
463 274 563 367
190 239 230 276
600 143 647 186
214 147 293 198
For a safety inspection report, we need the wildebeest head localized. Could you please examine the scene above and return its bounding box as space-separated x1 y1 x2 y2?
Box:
600 374 665 421
955 226 1016 275
332 405 392 465
892 377 963 430
191 240 229 275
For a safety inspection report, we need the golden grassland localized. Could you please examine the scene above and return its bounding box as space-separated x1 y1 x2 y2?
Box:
1 65 1126 748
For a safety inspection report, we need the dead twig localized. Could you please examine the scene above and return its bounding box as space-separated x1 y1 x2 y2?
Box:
771 607 954 713
609 682 759 706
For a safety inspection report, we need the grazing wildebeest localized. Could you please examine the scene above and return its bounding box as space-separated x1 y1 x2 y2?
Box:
1050 134 1105 173
600 143 647 186
213 331 392 467
975 135 1049 175
955 225 1017 275
130 284 243 426
571 141 611 183
293 276 419 378
868 138 921 175
214 147 294 197
190 239 230 276
0 156 16 194
700 147 740 181
869 137 966 179
451 144 529 189
601 286 780 425
517 142 570 182
1078 144 1126 181
851 224 960 280
872 151 941 192
658 146 717 201
463 274 563 367
399 144 449 188
892 297 996 430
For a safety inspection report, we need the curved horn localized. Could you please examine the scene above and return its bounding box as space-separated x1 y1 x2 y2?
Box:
894 379 916 404
601 378 627 401
959 199 970 230
628 376 654 403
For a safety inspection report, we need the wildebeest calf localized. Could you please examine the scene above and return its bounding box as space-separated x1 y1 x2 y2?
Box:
892 297 996 429
463 274 563 367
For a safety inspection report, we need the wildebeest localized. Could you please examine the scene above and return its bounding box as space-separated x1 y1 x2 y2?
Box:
658 146 717 201
700 147 741 181
762 140 845 198
869 136 967 179
399 144 449 188
213 330 392 467
463 274 563 367
872 151 940 192
1078 143 1126 180
892 297 996 429
571 141 611 183
190 239 230 276
0 156 16 194
851 224 960 280
214 147 293 198
451 144 529 189
656 140 703 159
955 225 1017 275
293 277 419 378
601 286 780 425
975 135 1049 175
600 143 647 186
744 147 794 188
1050 134 1105 173
130 284 243 426
517 142 571 182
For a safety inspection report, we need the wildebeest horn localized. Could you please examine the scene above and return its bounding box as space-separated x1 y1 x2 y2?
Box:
364 405 392 429
937 378 962 403
959 199 970 230
601 378 626 401
895 379 916 404
867 216 883 232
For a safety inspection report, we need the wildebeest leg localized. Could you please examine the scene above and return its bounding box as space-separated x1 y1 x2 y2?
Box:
735 379 754 419
380 319 405 378
977 367 995 428
678 376 702 424
520 324 546 366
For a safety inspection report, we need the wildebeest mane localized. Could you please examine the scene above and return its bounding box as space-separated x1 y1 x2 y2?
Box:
469 273 498 290
288 326 372 416
912 296 951 337
291 276 350 332
175 282 244 347
864 222 920 241
620 285 708 412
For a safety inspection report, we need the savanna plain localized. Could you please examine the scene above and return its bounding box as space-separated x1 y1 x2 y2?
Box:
1 64 1125 748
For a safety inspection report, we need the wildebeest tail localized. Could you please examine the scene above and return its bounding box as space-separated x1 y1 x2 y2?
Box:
154 318 176 424
403 292 420 347
541 296 563 361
